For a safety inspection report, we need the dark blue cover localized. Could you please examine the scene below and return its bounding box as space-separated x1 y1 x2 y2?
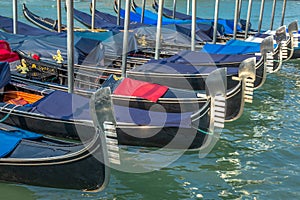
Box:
73 8 122 31
153 1 251 31
0 62 11 88
30 90 91 121
0 128 41 157
161 50 260 65
95 7 148 27
0 31 105 65
114 105 192 128
130 59 239 75
133 6 240 34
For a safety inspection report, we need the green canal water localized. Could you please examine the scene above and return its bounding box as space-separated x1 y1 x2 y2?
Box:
0 0 299 199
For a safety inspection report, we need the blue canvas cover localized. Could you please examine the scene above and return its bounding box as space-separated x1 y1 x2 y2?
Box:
73 8 122 31
30 91 91 121
161 50 261 65
152 1 246 32
95 7 152 26
0 15 139 58
226 39 277 48
114 105 192 128
201 43 261 54
0 128 41 157
0 31 105 65
130 59 239 75
0 62 11 88
133 6 241 34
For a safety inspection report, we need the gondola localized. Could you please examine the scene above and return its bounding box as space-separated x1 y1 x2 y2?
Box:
129 0 240 35
0 121 109 191
0 58 226 150
92 68 228 150
151 0 250 33
22 4 106 33
112 0 220 42
0 62 96 141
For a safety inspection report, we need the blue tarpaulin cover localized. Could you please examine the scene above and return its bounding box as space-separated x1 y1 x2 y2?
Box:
0 62 11 88
132 6 241 34
130 59 239 75
0 128 41 158
201 43 261 54
0 31 104 65
30 90 92 121
157 50 261 65
29 89 190 127
114 105 192 128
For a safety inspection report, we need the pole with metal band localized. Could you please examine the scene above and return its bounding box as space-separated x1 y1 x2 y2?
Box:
91 0 96 31
56 0 62 32
270 0 276 30
245 0 252 38
155 0 164 59
233 0 239 39
172 0 177 19
213 0 220 44
121 0 131 77
141 0 146 23
280 0 287 26
13 0 17 34
191 0 196 51
257 0 265 34
237 0 242 23
66 0 74 93
117 0 121 26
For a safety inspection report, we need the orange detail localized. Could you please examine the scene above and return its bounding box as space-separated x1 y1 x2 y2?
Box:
4 91 43 105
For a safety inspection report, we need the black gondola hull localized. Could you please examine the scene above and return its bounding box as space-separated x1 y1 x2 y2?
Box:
0 134 107 191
